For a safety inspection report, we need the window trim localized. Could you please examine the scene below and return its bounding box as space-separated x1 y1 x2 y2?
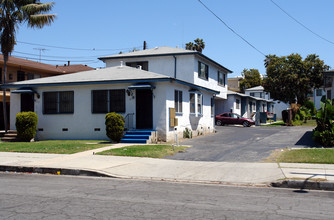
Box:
43 91 74 114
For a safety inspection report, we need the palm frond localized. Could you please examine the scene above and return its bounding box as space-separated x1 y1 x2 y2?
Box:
27 14 55 28
21 2 55 15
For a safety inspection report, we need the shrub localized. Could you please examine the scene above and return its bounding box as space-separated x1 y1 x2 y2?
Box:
183 127 192 138
105 112 124 142
304 100 316 116
15 112 38 142
313 99 334 147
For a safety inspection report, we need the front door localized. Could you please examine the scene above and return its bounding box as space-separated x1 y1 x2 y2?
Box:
21 93 34 112
136 89 153 129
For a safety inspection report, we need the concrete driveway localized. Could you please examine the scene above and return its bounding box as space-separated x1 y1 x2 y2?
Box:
166 126 319 162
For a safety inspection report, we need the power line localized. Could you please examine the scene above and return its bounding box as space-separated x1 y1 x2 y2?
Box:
12 55 98 63
197 0 266 56
13 50 114 59
270 0 334 45
17 40 142 51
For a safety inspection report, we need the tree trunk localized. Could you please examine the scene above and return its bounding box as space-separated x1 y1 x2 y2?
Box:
2 54 8 132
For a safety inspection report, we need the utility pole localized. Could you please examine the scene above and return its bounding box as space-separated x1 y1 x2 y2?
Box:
33 48 48 62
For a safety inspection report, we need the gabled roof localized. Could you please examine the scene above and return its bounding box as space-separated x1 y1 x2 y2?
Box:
99 46 233 73
2 65 220 94
244 86 264 91
0 55 94 74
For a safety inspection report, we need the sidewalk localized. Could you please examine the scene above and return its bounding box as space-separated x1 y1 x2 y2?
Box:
0 144 334 190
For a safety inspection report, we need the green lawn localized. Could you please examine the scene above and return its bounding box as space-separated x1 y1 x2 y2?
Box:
97 145 188 158
0 140 111 154
269 148 334 164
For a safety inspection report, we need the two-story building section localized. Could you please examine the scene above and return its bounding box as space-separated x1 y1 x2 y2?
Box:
99 46 232 120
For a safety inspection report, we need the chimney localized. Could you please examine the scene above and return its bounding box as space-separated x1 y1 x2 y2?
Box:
143 41 147 50
68 61 70 66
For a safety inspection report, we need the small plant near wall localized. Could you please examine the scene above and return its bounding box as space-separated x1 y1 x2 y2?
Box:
183 127 192 139
105 112 125 142
15 112 38 142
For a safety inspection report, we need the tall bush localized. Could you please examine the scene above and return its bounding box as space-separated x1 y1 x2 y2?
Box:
313 99 334 147
105 112 124 142
15 112 38 142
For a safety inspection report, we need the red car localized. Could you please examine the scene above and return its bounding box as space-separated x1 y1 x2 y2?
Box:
215 113 255 127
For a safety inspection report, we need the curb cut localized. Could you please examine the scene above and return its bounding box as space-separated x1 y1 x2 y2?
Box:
271 180 334 191
0 165 113 178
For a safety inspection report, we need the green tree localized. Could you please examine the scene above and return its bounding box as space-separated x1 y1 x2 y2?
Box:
0 0 55 132
239 68 262 93
263 53 329 105
185 38 205 53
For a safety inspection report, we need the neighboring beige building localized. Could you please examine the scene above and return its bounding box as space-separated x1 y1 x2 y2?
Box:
227 76 242 92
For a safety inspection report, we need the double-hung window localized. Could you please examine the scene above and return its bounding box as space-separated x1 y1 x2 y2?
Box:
92 89 125 113
197 94 203 115
236 99 240 109
189 91 203 116
189 93 195 114
218 71 226 86
198 61 208 80
43 91 74 114
174 90 183 113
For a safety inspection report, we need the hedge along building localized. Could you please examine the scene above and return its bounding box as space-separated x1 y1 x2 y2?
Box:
4 65 220 142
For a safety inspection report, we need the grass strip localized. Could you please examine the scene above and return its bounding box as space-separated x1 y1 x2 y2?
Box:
0 140 111 154
97 145 188 158
275 148 334 164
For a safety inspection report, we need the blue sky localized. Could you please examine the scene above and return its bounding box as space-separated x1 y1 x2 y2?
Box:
12 0 334 77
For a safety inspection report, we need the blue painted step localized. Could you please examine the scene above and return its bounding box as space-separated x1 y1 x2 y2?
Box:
121 139 147 144
121 130 155 144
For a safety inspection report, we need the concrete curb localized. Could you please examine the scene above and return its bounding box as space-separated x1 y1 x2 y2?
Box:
271 180 334 191
0 165 113 178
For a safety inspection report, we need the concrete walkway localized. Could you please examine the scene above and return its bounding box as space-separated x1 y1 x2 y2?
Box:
1 143 334 190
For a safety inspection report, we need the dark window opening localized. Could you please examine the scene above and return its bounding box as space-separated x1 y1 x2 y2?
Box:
198 62 208 80
174 90 183 113
43 91 74 114
126 61 148 71
92 89 125 113
17 71 25 81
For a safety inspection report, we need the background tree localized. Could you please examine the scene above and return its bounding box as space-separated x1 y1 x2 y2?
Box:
185 38 205 53
0 0 55 132
239 68 262 93
263 53 329 105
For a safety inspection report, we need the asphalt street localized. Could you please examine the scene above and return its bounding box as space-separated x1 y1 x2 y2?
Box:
1 173 334 219
167 126 318 162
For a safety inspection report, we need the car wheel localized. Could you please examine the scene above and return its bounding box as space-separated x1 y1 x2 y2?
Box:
216 120 222 126
243 121 249 127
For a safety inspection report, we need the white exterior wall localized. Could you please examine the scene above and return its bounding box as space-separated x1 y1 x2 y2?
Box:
274 101 289 119
194 57 228 100
104 55 195 83
10 81 215 142
104 55 228 100
217 95 241 115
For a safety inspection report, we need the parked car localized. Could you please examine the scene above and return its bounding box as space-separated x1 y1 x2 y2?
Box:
215 113 255 127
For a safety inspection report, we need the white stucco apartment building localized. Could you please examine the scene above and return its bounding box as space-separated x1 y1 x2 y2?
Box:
5 47 232 142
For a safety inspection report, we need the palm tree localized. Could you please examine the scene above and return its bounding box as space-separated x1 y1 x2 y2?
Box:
194 38 205 53
0 0 55 132
185 38 205 53
185 42 195 51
